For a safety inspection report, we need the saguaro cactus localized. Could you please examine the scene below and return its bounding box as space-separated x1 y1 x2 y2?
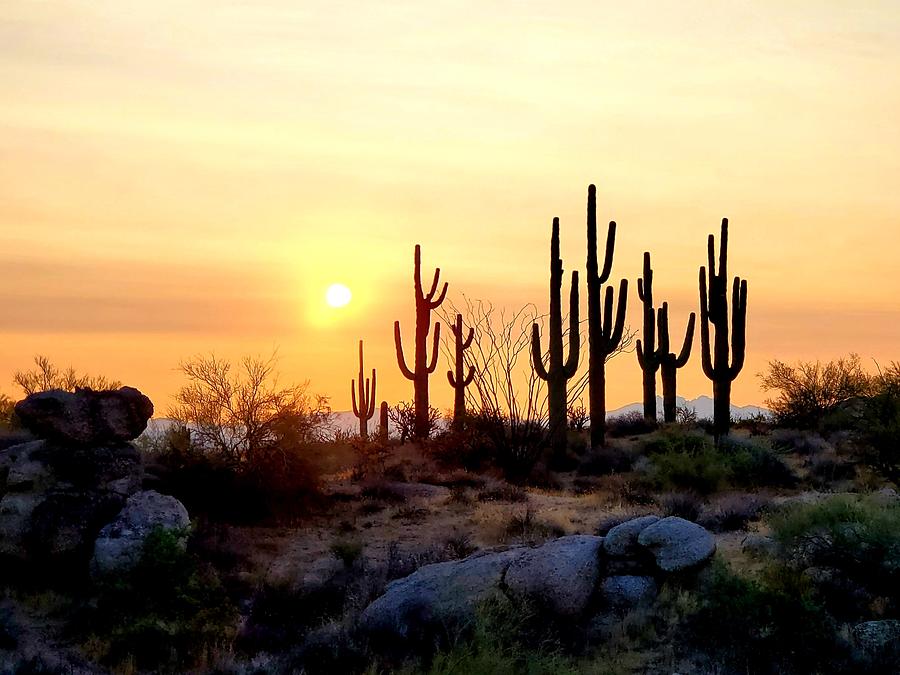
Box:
636 252 663 423
585 184 628 447
447 313 475 426
699 218 748 438
658 303 696 424
378 401 389 443
531 217 580 458
395 244 448 439
351 340 376 438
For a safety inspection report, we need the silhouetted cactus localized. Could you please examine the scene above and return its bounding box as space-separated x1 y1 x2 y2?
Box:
658 302 696 424
378 401 389 443
531 217 580 458
585 185 628 447
699 219 748 438
636 252 663 423
447 313 475 426
351 339 376 438
395 244 448 439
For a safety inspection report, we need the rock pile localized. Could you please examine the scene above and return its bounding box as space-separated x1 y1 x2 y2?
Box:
0 387 188 575
358 514 716 645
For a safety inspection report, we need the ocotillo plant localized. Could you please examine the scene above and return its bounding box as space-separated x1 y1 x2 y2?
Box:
585 184 627 447
378 401 389 443
351 340 376 438
395 244 448 439
447 313 475 426
699 218 748 438
636 252 664 423
531 217 580 459
658 302 696 424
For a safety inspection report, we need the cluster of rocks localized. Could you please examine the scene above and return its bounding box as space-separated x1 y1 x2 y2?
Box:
0 387 189 576
359 514 715 644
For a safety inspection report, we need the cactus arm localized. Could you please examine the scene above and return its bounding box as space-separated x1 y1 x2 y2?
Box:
413 245 423 298
351 379 360 417
394 321 415 380
463 365 475 387
637 277 646 303
531 324 550 381
602 285 613 340
729 278 747 380
675 312 696 367
367 369 377 418
719 218 729 280
610 279 628 347
586 185 598 280
599 221 616 284
657 303 670 356
463 326 474 349
427 322 441 373
448 369 457 387
699 267 716 380
428 276 448 308
636 338 646 369
707 234 716 279
564 271 580 378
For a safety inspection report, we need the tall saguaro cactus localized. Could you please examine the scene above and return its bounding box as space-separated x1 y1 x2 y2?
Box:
447 313 475 426
699 218 748 439
351 340 376 438
395 244 448 439
636 252 664 423
658 303 696 424
585 185 628 447
531 217 580 458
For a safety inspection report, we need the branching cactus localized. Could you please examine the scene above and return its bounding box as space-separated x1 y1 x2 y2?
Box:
351 340 376 438
585 184 628 447
636 252 664 423
395 244 448 439
447 313 475 426
658 302 696 424
531 217 580 458
699 218 748 438
378 401 389 443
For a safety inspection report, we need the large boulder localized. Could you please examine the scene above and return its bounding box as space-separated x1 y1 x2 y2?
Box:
600 575 658 609
15 387 153 445
504 535 604 616
359 548 524 643
91 490 190 576
851 620 900 659
603 515 659 557
637 517 716 572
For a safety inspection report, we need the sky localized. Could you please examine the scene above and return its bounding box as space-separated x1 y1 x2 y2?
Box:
1 1 899 415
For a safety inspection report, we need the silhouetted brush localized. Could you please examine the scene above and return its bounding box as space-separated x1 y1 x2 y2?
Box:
351 340 376 438
699 218 748 439
531 217 580 459
658 303 696 424
636 252 664 423
395 244 448 440
447 313 475 427
585 184 627 447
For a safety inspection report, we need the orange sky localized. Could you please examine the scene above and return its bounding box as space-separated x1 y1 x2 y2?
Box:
1 1 898 415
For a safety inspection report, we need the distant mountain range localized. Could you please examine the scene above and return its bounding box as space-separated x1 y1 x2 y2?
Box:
145 396 768 438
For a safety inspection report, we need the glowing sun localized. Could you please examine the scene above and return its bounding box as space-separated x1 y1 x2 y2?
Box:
325 283 352 308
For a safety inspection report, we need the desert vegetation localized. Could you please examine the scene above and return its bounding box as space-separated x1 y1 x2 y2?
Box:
0 187 897 674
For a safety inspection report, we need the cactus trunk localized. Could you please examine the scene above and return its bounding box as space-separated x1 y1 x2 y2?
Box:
379 401 389 443
395 244 447 440
585 185 627 447
636 252 663 424
658 303 695 424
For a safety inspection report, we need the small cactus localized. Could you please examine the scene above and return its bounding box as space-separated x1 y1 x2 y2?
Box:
447 313 475 426
351 340 376 438
657 303 696 424
636 252 663 423
378 401 389 443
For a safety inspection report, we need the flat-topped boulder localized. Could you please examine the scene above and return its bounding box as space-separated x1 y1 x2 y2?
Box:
637 516 716 572
14 387 153 445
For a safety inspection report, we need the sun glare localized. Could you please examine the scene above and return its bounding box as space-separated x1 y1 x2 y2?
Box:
325 283 352 308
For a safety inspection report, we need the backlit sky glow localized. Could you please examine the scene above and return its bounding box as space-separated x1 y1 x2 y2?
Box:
1 1 899 413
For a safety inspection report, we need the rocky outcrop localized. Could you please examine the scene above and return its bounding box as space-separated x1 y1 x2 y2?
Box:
91 490 190 576
600 575 657 609
637 516 716 572
14 387 153 445
603 515 659 557
505 535 603 616
359 548 525 643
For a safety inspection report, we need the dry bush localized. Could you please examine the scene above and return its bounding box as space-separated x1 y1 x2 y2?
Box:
14 354 121 395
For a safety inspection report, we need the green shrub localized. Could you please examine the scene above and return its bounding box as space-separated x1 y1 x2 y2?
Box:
647 445 727 495
720 439 797 488
84 527 238 671
330 539 364 567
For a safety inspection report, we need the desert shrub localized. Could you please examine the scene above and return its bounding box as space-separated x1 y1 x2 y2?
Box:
719 438 797 489
659 491 703 521
674 405 699 426
477 484 528 503
577 444 634 476
760 354 871 430
732 411 773 436
13 354 121 395
606 411 657 438
389 400 441 443
83 527 238 672
503 507 565 545
360 481 408 504
807 454 856 487
770 428 831 455
688 559 842 672
768 494 900 602
647 445 727 495
854 364 900 483
330 539 364 567
350 436 394 480
698 493 767 532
